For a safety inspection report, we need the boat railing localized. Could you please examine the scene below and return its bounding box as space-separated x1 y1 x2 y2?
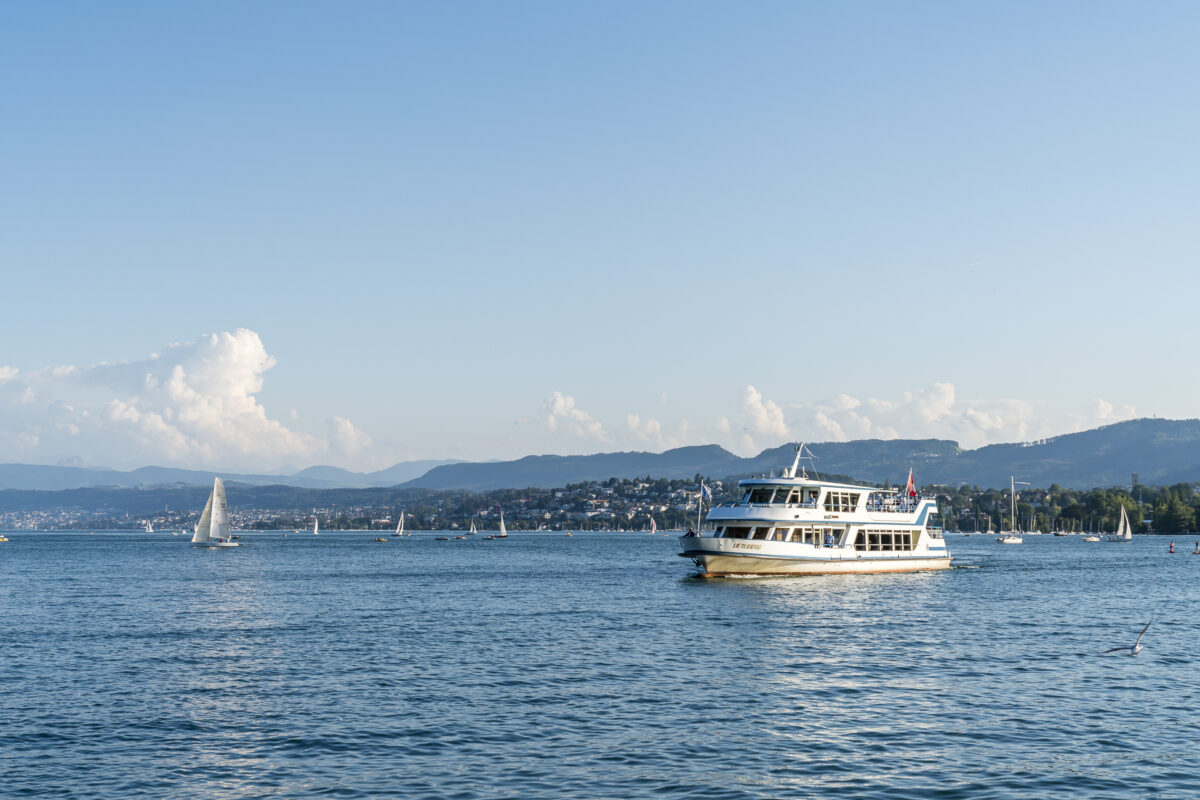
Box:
865 503 920 513
733 500 822 509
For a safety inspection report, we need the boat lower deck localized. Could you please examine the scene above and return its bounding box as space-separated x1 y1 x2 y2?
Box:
679 535 950 576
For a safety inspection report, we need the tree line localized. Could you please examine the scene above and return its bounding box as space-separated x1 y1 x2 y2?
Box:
929 482 1197 534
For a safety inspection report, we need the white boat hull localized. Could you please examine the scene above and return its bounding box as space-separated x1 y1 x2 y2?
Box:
191 541 240 548
679 537 950 576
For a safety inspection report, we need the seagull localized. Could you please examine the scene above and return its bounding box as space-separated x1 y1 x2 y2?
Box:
1102 617 1154 656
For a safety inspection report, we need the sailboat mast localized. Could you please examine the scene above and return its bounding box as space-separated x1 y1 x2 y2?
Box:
1011 476 1016 531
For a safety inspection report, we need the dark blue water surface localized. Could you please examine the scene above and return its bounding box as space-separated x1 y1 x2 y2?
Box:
3 531 1199 799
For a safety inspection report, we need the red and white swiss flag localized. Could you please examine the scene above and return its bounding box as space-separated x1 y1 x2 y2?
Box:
905 468 917 498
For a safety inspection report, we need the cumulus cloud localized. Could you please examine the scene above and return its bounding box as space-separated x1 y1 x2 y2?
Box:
330 416 373 455
544 391 607 441
743 386 788 437
626 413 683 449
786 382 1137 450
0 329 376 470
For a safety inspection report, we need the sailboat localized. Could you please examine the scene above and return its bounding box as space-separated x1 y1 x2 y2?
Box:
485 509 509 540
1106 506 1133 542
392 511 406 537
313 517 319 535
468 520 477 536
997 476 1024 544
191 477 239 548
648 515 657 535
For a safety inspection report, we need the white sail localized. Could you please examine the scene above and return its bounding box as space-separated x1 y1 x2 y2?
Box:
499 509 507 537
191 489 214 543
210 478 230 541
395 511 405 535
1115 506 1132 540
313 517 319 535
470 520 477 535
649 515 657 534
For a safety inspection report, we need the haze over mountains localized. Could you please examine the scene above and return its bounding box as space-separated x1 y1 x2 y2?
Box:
1 418 1197 494
0 460 460 492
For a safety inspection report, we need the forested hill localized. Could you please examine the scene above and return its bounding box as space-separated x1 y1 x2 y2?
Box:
404 418 1200 491
2 418 1198 495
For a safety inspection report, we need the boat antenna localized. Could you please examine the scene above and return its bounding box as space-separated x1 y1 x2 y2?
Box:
788 443 819 480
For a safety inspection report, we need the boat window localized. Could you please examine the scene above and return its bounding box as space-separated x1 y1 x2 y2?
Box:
779 489 800 505
748 488 774 504
750 526 772 539
723 526 751 539
823 492 859 513
772 527 790 541
857 528 915 551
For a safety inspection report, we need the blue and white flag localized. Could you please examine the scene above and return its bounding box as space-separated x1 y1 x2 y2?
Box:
701 484 711 501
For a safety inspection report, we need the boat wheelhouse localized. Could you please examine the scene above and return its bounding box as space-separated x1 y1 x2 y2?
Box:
679 447 950 576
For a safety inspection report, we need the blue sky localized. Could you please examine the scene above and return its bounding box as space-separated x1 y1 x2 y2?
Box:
2 1 1198 471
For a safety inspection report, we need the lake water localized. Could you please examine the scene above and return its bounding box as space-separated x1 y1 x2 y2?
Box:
3 532 1198 799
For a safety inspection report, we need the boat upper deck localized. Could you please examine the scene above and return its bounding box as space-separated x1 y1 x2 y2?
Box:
703 445 938 526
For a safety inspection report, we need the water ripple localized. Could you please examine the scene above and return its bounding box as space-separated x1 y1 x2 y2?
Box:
2 533 1199 798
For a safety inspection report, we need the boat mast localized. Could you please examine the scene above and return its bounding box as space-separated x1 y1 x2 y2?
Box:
1011 476 1016 531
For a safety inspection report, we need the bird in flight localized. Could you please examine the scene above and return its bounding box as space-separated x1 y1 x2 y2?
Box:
1102 617 1154 656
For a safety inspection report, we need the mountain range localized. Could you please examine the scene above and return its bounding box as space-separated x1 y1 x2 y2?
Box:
0 459 460 492
1 418 1198 494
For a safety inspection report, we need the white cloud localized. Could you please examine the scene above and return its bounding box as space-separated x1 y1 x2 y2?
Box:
330 416 373 455
743 385 788 436
786 383 1138 450
544 391 607 441
0 329 377 471
626 413 681 449
0 366 17 382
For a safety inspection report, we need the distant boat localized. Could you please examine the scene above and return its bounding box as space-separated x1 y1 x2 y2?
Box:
648 515 657 535
374 537 388 542
313 517 319 535
144 521 154 533
1106 506 1133 542
468 521 477 536
484 509 509 540
996 476 1024 544
0 534 8 542
191 478 239 548
1083 534 1100 542
392 511 406 537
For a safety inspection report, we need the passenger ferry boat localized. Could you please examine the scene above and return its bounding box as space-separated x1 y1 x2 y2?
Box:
679 447 950 576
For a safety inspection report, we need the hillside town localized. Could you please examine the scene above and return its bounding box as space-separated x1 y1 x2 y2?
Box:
0 477 732 532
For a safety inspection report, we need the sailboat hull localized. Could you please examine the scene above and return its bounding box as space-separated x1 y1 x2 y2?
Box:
191 540 240 548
